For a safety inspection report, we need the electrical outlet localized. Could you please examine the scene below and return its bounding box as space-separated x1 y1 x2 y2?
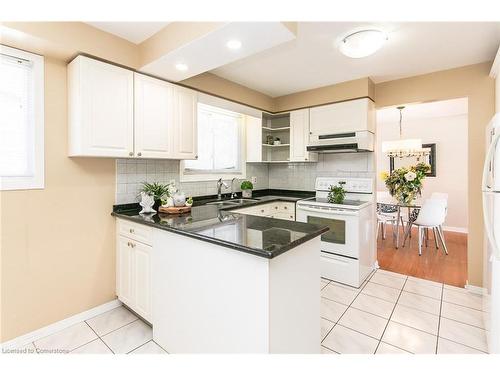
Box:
251 176 257 184
169 179 176 186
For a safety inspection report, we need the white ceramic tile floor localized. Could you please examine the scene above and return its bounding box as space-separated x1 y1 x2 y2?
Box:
13 270 489 354
321 269 489 354
19 306 164 354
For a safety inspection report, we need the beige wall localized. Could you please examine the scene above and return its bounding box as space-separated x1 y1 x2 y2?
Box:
181 72 275 112
273 77 374 112
375 62 495 287
0 57 117 342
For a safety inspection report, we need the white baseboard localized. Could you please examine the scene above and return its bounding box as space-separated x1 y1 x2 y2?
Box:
465 283 486 295
0 299 122 350
443 226 468 234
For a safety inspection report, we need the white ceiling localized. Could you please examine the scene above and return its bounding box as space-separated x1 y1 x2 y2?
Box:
212 22 500 97
140 22 295 81
86 22 170 44
376 98 469 124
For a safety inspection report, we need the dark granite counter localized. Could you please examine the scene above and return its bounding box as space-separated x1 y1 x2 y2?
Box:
112 192 327 259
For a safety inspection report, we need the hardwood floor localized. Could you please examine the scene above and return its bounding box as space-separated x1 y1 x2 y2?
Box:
377 225 468 287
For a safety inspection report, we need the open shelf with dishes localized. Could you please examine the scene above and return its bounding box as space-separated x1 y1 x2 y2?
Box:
262 112 291 162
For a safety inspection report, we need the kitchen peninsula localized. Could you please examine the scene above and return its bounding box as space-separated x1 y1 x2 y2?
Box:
112 198 328 353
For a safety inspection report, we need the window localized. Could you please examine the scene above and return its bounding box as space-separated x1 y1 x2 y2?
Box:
0 45 44 190
181 103 245 181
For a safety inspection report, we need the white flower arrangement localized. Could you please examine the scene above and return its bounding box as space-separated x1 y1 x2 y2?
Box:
404 171 417 181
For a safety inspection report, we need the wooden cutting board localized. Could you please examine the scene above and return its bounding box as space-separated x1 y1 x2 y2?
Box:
158 206 192 214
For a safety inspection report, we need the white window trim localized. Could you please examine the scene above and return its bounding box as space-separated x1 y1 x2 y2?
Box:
180 104 247 182
0 45 44 191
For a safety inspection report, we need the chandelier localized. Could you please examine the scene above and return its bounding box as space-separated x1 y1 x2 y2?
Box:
382 106 430 159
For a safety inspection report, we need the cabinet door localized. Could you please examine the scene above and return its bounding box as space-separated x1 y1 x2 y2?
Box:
134 73 174 159
290 109 317 162
309 98 370 136
246 115 263 162
134 242 152 321
117 236 134 306
173 86 198 159
70 56 134 157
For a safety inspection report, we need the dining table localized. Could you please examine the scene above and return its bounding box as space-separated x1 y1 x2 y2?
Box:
377 195 422 249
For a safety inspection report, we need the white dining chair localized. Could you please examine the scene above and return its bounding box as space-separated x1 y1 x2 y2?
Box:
402 198 449 256
376 191 404 240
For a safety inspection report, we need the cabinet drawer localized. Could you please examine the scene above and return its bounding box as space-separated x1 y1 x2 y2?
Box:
117 219 153 245
274 212 295 221
277 202 295 213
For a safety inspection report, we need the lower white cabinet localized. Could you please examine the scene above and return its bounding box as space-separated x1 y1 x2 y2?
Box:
230 201 296 221
116 220 152 322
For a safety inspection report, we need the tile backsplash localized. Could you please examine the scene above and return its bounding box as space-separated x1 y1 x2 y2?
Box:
115 153 374 204
115 159 269 204
268 153 375 191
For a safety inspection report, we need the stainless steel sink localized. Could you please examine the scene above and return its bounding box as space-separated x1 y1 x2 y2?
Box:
205 201 240 207
227 198 259 204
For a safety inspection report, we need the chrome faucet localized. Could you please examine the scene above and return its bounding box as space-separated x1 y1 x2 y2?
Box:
230 178 237 199
217 178 229 200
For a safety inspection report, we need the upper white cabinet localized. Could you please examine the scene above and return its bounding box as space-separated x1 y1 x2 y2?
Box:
290 109 317 162
173 86 198 159
68 56 134 157
309 98 375 137
134 73 174 159
68 56 198 160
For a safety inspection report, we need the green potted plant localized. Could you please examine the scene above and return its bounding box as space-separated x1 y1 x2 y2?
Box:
381 162 430 204
240 180 254 198
328 181 347 204
140 182 172 211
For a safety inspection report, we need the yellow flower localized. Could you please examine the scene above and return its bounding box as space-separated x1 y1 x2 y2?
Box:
380 171 389 181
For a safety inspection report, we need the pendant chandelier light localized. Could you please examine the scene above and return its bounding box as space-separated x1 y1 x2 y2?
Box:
382 106 430 159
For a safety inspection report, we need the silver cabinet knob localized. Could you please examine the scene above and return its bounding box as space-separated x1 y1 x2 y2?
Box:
128 152 134 156
129 228 134 234
137 152 142 157
195 155 198 159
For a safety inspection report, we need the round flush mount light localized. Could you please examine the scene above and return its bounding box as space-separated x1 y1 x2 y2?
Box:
338 29 387 58
226 39 242 50
175 63 188 71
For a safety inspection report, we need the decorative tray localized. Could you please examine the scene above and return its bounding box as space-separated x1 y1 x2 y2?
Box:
158 206 192 214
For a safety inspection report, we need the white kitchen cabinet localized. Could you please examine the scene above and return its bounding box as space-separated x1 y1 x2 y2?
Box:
116 219 152 322
117 236 135 307
290 109 317 162
134 73 174 159
68 56 134 157
309 98 375 137
230 202 296 221
133 242 152 321
69 56 198 160
246 115 263 162
173 86 198 159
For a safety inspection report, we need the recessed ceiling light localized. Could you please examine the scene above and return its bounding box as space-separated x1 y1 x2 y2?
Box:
175 63 188 71
338 29 387 58
226 40 242 50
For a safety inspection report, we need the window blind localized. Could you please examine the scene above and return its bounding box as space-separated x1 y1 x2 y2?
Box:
0 53 35 177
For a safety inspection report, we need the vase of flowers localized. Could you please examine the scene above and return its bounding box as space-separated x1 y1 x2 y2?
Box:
381 162 430 205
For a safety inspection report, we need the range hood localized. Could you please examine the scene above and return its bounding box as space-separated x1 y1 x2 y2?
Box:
307 131 374 154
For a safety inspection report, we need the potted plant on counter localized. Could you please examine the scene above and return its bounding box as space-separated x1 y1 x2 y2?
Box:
328 181 346 204
140 182 174 211
240 180 254 198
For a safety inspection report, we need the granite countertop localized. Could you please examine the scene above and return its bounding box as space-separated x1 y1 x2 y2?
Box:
112 190 327 259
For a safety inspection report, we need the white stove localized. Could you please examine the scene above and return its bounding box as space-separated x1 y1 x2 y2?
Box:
296 177 377 287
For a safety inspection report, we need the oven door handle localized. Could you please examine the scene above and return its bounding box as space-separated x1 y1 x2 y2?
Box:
297 205 359 216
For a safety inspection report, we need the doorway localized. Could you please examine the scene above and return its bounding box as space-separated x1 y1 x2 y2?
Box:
375 98 469 287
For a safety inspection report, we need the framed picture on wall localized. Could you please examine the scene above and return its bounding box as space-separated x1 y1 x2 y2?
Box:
389 143 436 177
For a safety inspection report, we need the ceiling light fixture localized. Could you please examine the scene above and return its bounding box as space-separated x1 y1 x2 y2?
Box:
175 63 188 71
382 106 430 160
338 29 387 58
226 39 242 50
